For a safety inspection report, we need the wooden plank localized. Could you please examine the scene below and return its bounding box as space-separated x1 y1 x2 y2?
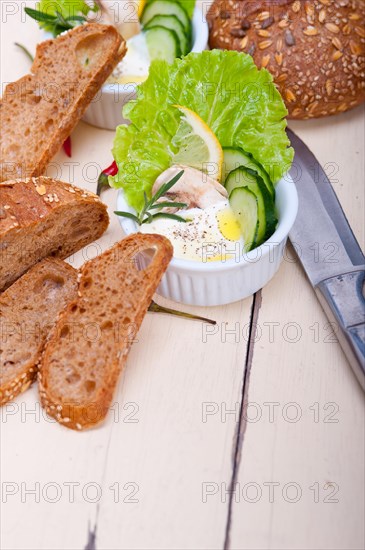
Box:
1 295 253 550
229 110 365 550
95 297 253 550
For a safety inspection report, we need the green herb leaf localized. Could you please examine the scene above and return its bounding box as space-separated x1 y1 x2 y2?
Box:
14 43 34 63
25 7 57 22
53 23 72 33
152 170 184 203
26 1 93 36
137 191 150 222
149 201 187 210
116 171 187 225
114 211 141 224
115 170 188 225
148 300 216 325
54 10 74 28
142 211 153 224
65 14 87 22
90 1 100 13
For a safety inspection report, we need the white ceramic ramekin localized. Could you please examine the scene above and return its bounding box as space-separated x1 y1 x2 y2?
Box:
82 8 208 130
116 175 299 306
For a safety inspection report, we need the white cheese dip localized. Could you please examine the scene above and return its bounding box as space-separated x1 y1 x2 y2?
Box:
140 200 245 262
108 33 150 85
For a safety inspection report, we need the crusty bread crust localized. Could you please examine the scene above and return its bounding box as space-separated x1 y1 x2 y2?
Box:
38 234 173 431
0 176 109 291
0 259 78 406
207 0 365 119
0 23 126 182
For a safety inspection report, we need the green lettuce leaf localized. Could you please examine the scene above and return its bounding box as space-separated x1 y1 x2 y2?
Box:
144 0 196 18
111 50 293 213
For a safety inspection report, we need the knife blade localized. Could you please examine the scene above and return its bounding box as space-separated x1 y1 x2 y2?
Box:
287 128 365 390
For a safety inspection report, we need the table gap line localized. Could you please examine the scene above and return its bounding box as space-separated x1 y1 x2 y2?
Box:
84 421 115 549
85 517 98 550
223 290 263 550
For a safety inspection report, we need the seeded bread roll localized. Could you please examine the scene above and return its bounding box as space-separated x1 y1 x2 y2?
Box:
207 0 365 119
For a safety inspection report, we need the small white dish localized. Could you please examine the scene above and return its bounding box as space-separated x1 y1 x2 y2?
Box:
82 8 208 130
116 175 299 306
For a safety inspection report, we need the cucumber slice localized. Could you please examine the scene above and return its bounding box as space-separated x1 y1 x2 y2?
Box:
145 26 181 62
145 15 190 55
222 146 275 199
225 166 277 243
226 167 266 244
229 187 259 252
141 0 190 33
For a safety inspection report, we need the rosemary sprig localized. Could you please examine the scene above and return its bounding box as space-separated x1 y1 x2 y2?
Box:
25 7 58 23
114 211 140 223
24 7 90 36
149 201 187 210
148 212 189 222
14 43 34 63
148 300 216 326
115 170 189 225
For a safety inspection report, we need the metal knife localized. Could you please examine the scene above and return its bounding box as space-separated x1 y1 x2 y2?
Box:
287 128 365 390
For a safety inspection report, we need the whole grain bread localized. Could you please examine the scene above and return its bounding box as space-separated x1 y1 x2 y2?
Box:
0 177 109 292
38 233 173 430
0 258 78 406
207 0 365 119
0 23 126 182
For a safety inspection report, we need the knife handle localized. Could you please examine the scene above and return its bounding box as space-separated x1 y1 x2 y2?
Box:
315 269 365 391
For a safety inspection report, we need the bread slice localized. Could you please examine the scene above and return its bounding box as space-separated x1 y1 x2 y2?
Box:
0 258 78 406
38 233 173 430
0 176 109 292
0 23 126 182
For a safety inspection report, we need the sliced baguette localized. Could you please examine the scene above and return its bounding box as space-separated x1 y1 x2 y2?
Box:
0 23 126 182
0 176 109 292
0 258 78 406
39 233 173 430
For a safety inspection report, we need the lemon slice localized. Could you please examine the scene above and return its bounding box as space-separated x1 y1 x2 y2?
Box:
137 0 146 18
114 75 147 85
172 105 223 182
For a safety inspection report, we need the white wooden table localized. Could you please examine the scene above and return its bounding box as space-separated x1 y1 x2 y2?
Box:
1 2 364 549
